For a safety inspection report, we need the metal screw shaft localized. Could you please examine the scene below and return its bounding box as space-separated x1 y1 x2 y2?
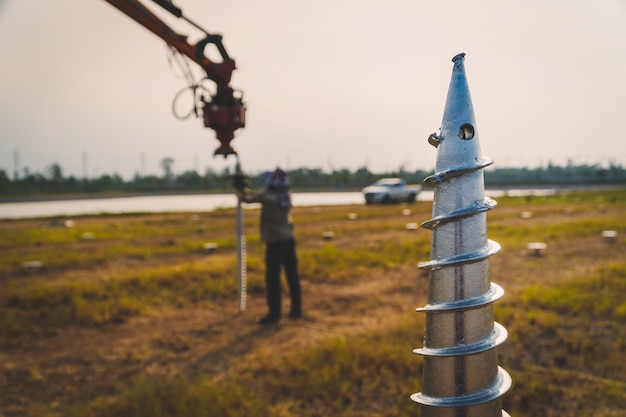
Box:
412 53 511 417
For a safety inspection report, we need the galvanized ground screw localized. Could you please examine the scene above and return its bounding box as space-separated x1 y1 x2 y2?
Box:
412 53 512 417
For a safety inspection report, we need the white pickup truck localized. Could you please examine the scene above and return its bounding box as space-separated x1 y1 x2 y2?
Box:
361 178 422 204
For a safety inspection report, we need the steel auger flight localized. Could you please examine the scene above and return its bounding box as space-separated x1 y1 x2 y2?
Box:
413 53 512 417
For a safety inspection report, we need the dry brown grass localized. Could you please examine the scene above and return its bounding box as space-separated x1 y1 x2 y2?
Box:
1 189 625 416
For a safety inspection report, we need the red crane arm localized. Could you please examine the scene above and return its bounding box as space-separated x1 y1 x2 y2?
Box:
104 0 245 156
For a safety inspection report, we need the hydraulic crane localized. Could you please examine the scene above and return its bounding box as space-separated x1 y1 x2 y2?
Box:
104 0 245 157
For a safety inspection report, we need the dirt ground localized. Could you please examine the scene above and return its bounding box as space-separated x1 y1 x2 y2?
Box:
3 195 625 416
0 264 422 416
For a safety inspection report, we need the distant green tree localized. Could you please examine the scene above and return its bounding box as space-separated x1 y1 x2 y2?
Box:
46 163 63 182
1 160 625 197
160 157 175 181
177 170 202 189
0 169 10 192
353 166 375 188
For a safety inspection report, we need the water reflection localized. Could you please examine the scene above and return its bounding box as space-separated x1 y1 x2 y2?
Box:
0 189 557 219
0 192 363 219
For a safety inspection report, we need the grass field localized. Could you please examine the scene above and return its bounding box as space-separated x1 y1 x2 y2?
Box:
1 188 625 417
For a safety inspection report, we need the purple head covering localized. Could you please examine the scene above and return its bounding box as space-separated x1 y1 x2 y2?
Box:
264 168 292 211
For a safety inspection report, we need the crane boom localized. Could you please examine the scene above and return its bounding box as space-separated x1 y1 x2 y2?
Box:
104 0 245 156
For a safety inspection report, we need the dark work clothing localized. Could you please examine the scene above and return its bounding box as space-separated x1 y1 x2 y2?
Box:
239 185 302 321
265 237 302 319
240 190 294 243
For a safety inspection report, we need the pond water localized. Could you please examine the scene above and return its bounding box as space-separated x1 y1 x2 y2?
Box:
0 188 558 219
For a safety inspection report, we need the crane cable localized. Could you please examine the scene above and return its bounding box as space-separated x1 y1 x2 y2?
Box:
165 46 212 120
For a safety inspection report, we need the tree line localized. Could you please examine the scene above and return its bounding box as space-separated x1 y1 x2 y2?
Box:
1 160 625 198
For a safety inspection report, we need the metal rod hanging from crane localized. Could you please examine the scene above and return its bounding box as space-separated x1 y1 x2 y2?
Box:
233 159 248 312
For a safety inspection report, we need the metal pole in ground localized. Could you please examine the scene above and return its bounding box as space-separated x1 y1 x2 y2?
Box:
412 53 512 417
233 158 247 311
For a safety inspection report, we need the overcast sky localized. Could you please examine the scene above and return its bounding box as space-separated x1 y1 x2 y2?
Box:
1 0 625 179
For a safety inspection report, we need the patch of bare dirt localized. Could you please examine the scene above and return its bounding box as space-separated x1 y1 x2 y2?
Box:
0 266 424 416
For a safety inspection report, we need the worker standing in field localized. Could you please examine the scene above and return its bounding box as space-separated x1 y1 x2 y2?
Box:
236 168 302 324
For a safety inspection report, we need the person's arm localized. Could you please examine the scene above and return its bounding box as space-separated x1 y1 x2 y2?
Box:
237 189 265 204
